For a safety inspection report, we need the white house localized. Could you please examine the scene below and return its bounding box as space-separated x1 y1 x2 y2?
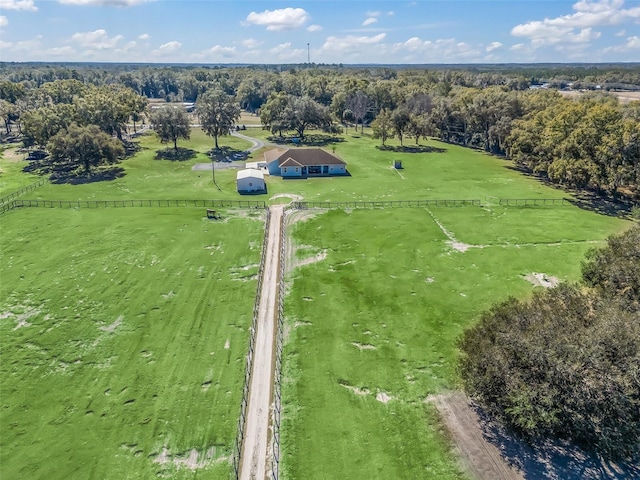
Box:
263 148 347 178
236 169 265 194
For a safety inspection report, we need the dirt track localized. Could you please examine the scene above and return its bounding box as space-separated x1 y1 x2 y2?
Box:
239 205 284 480
430 393 523 480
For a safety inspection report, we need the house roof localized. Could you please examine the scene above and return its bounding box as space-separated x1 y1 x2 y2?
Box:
264 148 286 164
264 148 346 167
237 168 264 180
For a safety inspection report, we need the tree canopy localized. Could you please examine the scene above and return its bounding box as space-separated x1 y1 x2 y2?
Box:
47 123 124 173
459 225 640 460
150 106 191 150
196 89 240 149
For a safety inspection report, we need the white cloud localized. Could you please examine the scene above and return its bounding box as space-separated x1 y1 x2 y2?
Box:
70 29 123 49
511 0 640 47
45 46 76 56
363 18 378 26
242 38 262 48
510 43 525 50
486 41 503 52
152 40 181 56
366 10 381 17
320 33 386 57
615 29 626 36
269 42 305 61
307 24 322 32
0 0 37 11
387 11 395 16
58 0 154 5
627 35 640 48
138 33 149 40
204 45 237 57
245 7 309 31
390 36 481 62
114 40 137 54
0 15 8 27
0 40 13 49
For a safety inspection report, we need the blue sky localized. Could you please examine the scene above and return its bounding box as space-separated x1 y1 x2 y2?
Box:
1 0 639 63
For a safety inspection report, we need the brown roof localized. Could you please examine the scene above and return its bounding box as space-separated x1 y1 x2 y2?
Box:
264 148 286 163
265 148 346 167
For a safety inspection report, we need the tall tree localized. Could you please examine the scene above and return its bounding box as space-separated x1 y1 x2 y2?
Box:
197 89 240 149
47 123 124 173
150 107 191 150
371 109 394 146
392 107 411 146
345 90 374 133
284 95 330 140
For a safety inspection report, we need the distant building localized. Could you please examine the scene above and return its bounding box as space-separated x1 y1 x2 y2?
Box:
236 169 266 194
263 148 347 177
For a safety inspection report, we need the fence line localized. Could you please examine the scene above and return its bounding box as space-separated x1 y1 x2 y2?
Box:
0 178 47 206
498 198 569 206
4 198 267 211
293 199 481 209
270 207 289 480
231 208 271 479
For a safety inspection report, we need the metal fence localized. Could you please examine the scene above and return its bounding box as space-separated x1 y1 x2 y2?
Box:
231 208 271 480
498 198 569 206
0 178 47 206
3 198 267 210
293 199 481 209
270 208 288 480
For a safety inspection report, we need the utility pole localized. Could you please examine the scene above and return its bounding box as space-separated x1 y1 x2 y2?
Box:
307 43 310 67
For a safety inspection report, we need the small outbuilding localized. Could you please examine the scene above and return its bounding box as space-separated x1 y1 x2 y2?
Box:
236 168 266 194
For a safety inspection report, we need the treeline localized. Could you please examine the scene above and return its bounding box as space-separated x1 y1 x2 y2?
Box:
459 225 640 461
1 64 638 199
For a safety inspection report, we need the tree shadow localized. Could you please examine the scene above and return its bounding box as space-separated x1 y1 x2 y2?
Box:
475 403 639 479
22 158 126 184
207 146 248 163
122 140 142 158
505 165 635 218
267 134 344 147
154 147 197 161
376 144 447 154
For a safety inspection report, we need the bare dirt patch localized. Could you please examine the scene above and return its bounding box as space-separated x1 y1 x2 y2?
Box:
339 381 370 396
351 342 376 350
376 391 394 403
100 315 123 333
426 208 477 253
295 249 327 269
523 272 559 288
428 393 523 480
153 446 226 470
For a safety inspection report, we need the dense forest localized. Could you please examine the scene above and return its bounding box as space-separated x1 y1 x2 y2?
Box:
0 63 638 200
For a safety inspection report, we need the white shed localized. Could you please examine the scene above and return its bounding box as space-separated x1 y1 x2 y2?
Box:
236 169 265 194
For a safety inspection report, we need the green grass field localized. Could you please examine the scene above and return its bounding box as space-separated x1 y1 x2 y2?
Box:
15 129 571 204
0 127 634 480
0 208 263 479
280 207 630 479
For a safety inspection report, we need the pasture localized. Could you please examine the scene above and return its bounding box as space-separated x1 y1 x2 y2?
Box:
280 206 629 479
0 207 263 479
0 127 633 479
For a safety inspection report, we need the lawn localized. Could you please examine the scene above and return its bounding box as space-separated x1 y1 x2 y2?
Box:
280 207 630 479
0 207 263 479
0 144 41 195
18 129 575 204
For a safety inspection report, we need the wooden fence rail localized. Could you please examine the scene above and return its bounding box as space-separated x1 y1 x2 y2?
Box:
0 178 47 206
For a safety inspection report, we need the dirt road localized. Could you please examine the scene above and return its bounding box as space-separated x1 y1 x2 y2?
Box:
430 393 524 480
239 205 284 480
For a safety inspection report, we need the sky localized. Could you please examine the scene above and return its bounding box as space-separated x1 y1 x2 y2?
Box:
0 0 639 64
